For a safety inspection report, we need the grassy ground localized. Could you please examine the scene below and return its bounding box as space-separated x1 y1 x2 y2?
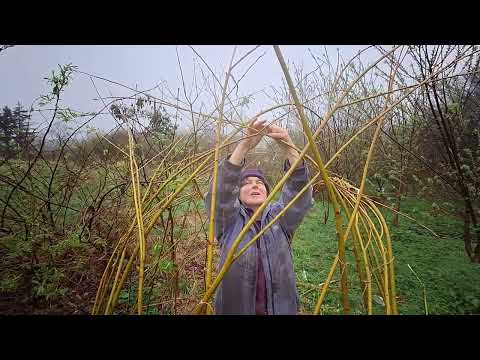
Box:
2 157 479 314
293 197 480 315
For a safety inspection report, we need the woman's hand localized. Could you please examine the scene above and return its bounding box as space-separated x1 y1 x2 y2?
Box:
240 118 269 151
229 118 268 166
229 120 301 167
265 124 293 148
266 124 300 165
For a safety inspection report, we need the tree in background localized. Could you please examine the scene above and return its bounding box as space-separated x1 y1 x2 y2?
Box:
410 46 480 262
0 104 35 160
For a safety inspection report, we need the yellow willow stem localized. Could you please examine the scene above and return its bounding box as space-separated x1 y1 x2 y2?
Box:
141 137 186 204
314 255 339 315
367 200 385 241
338 186 374 314
366 198 397 314
331 185 362 270
205 46 237 315
356 201 390 314
354 213 373 314
343 194 385 282
104 157 206 315
355 214 386 311
407 264 428 315
331 112 387 313
349 219 369 310
375 58 399 314
108 245 139 314
149 99 302 178
318 182 385 315
103 235 151 315
274 45 350 314
332 183 372 314
358 213 386 302
104 246 127 314
138 131 190 172
92 225 135 314
96 142 191 315
93 194 152 314
101 171 207 313
339 187 386 259
128 129 146 315
92 243 122 314
296 179 385 314
94 155 200 309
355 216 384 300
97 131 129 157
369 198 438 237
141 153 210 213
143 155 213 236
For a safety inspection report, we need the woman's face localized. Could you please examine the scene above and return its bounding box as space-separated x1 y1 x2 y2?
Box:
239 176 267 209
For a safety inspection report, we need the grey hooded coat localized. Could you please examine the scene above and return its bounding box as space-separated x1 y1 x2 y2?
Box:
204 157 312 314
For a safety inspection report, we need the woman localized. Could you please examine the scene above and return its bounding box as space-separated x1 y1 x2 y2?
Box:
205 119 312 315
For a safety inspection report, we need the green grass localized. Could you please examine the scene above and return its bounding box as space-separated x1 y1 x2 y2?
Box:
3 158 479 314
293 197 480 315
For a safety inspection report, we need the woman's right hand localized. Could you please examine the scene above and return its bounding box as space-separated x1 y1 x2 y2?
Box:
239 118 268 151
229 118 268 166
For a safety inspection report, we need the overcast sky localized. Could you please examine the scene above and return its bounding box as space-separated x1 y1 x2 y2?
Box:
0 45 380 131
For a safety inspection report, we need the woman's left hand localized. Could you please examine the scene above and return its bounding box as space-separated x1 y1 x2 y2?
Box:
266 124 300 164
266 124 293 148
